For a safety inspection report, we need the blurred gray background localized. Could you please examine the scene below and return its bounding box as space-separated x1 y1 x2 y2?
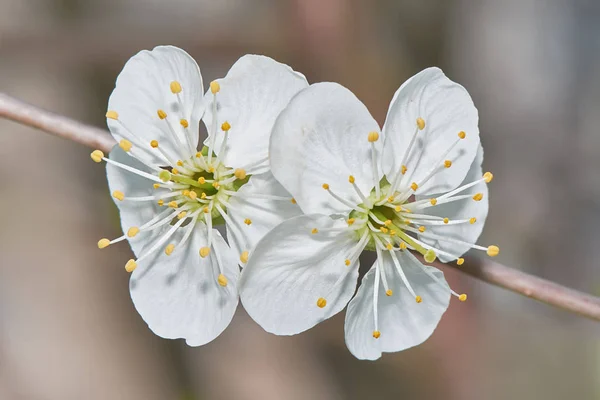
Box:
1 0 599 399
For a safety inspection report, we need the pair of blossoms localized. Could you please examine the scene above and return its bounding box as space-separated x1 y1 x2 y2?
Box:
92 46 498 360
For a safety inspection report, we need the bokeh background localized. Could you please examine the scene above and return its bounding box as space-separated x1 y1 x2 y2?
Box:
1 0 600 399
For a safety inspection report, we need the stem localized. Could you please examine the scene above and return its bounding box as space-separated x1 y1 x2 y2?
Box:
2 91 600 322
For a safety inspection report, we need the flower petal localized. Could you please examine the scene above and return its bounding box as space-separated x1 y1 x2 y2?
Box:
416 144 488 262
270 82 382 215
239 214 361 335
382 67 479 195
130 227 239 346
345 251 450 360
108 45 204 166
204 55 308 173
225 171 302 262
106 146 161 256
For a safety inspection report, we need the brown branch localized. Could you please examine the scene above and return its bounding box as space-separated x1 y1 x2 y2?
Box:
0 93 115 153
1 92 600 322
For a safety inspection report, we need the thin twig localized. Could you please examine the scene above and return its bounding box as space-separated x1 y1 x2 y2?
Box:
0 93 115 152
1 91 600 322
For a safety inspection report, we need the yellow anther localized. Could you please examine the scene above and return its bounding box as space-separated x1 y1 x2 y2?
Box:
316 298 327 308
243 218 252 226
200 247 211 258
424 249 437 263
443 218 449 224
180 119 189 128
127 227 140 238
415 296 423 303
240 251 249 264
177 211 187 220
388 196 395 202
198 177 206 184
125 259 137 273
97 238 110 249
170 80 182 94
208 166 215 173
380 227 389 234
416 117 426 130
401 165 408 175
150 140 159 148
105 110 119 120
372 330 381 339
386 289 393 297
473 193 483 201
165 244 175 256
399 242 407 250
119 139 132 151
322 183 330 190
487 245 500 257
348 175 355 184
189 191 198 200
291 198 297 204
196 152 202 158
411 182 419 191
311 228 319 234
345 259 351 266
210 81 220 94
384 220 392 226
457 258 465 266
386 243 393 250
444 160 452 168
157 109 167 119
459 293 467 302
218 274 228 287
177 160 184 167
458 131 466 139
153 183 161 189
483 172 494 183
368 131 380 142
168 201 178 208
172 168 180 175
112 190 125 201
347 218 355 225
159 170 171 182
429 198 438 206
221 121 231 131
469 217 477 224
157 199 164 206
234 168 247 180
212 181 220 189
395 205 402 212
203 207 210 213
201 193 207 199
390 230 396 236
90 150 104 163
182 189 190 197
418 226 426 233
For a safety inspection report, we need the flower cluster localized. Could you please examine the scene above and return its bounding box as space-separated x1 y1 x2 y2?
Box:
93 46 498 359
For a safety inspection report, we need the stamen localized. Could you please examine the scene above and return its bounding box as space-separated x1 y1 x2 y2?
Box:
349 175 373 208
322 184 363 210
98 155 164 182
240 251 249 264
316 297 327 308
112 191 125 201
170 81 182 94
388 248 419 301
368 132 381 197
119 139 132 152
106 110 119 120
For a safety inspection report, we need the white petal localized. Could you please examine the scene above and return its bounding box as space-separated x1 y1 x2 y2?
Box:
225 171 302 261
204 55 308 172
270 82 382 215
345 251 450 360
130 227 239 346
382 67 479 195
108 45 204 165
106 146 161 256
239 214 361 335
416 144 488 262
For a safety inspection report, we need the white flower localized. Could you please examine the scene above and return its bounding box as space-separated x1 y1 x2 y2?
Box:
239 68 498 360
91 46 306 346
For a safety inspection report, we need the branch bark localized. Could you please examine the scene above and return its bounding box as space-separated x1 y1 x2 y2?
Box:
2 91 599 322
